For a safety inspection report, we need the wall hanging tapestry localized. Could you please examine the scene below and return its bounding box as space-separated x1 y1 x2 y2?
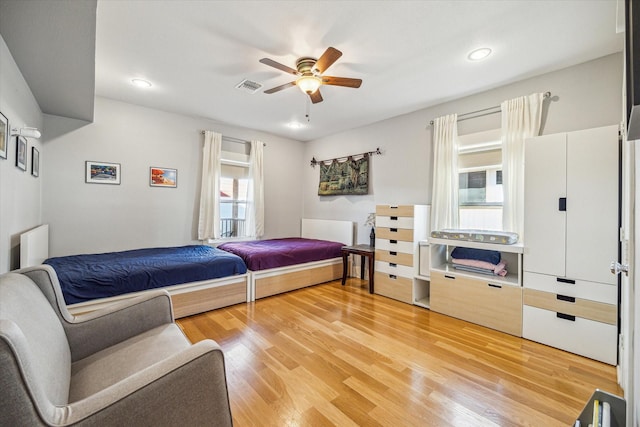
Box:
317 154 369 196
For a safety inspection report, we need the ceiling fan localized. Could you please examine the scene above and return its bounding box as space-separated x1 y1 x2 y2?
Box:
259 47 362 104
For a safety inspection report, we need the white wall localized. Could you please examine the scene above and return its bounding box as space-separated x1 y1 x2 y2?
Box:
0 35 43 272
43 97 304 257
303 53 623 243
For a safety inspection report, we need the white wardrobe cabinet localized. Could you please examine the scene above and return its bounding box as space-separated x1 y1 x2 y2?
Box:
523 124 619 364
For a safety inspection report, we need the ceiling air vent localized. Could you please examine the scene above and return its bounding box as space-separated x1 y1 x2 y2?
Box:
235 79 263 94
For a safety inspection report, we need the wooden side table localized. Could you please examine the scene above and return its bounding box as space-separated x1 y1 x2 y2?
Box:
341 244 375 293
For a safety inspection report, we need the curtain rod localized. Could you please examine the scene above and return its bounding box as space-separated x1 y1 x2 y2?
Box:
200 131 266 146
428 91 551 126
310 148 382 168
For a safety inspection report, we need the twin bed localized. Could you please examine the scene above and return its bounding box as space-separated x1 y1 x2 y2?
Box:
20 219 353 318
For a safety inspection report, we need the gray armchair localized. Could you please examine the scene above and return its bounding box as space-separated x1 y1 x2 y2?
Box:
0 265 233 426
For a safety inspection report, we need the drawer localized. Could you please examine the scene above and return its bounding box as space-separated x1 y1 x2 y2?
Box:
377 227 414 242
375 260 414 278
376 205 414 217
375 249 413 267
375 238 414 254
430 271 522 336
374 272 413 304
522 305 617 365
523 272 616 304
376 215 414 229
523 288 617 325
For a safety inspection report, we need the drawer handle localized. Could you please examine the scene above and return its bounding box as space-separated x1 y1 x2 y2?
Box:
390 251 397 256
389 263 397 268
390 228 398 232
390 216 398 220
388 274 397 279
390 206 398 209
390 239 398 244
556 312 576 322
488 283 502 289
556 278 576 284
444 274 456 280
556 294 576 303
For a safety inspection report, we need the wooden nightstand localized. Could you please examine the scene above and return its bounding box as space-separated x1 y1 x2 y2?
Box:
341 244 374 293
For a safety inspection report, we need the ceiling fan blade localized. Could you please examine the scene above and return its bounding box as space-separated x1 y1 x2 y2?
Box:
314 47 342 74
259 58 299 76
309 89 323 104
264 81 296 94
321 76 362 88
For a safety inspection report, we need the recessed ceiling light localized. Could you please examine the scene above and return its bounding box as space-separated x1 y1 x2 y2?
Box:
467 48 492 61
131 78 152 88
286 121 304 129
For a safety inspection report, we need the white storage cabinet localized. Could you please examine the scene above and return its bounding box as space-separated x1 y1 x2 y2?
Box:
522 125 619 364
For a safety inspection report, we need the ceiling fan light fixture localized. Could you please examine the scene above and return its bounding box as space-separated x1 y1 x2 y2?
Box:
296 75 322 94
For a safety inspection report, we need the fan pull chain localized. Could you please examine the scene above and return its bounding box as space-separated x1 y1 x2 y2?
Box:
305 96 311 122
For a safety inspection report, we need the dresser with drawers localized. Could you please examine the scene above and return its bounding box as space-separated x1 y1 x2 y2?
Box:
374 205 430 306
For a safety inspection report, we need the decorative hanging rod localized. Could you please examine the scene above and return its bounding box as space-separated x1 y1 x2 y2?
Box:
310 148 382 168
428 91 552 126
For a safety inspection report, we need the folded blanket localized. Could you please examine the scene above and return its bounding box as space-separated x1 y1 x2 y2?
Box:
450 247 501 264
451 257 507 276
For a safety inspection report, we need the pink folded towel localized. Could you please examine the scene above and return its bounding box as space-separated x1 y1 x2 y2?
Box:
451 257 508 276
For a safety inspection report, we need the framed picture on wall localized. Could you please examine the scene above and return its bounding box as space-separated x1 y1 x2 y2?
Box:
0 112 8 159
150 167 177 188
16 136 27 171
85 161 121 185
31 147 39 177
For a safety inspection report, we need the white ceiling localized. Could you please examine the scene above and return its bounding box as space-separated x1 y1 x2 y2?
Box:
2 1 626 142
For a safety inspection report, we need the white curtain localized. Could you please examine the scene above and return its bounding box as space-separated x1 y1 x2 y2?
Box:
246 140 265 237
197 131 222 240
501 93 544 240
431 114 459 232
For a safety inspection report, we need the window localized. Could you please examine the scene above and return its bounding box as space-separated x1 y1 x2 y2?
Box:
220 143 250 238
458 129 503 230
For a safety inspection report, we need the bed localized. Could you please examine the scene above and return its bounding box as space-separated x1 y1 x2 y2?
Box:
19 224 250 318
218 219 353 300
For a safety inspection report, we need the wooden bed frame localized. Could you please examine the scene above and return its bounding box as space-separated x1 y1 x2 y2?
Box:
19 224 249 318
19 219 353 315
249 219 354 300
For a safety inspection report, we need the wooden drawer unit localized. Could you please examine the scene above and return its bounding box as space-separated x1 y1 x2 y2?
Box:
523 305 617 364
523 271 616 304
430 270 523 336
376 227 414 242
523 288 616 325
374 272 413 304
376 205 414 217
375 249 413 267
374 204 430 307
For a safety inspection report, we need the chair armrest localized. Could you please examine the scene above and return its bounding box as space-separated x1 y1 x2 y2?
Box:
58 340 233 427
65 290 174 362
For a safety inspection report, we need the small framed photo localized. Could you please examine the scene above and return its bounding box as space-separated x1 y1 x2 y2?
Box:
0 112 8 159
85 161 121 185
150 167 177 188
31 147 39 177
16 136 27 171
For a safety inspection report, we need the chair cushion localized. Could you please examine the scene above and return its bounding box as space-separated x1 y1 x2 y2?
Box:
0 273 71 409
69 323 191 402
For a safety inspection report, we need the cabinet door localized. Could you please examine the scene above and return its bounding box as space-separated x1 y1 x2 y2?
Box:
523 133 567 276
566 125 618 285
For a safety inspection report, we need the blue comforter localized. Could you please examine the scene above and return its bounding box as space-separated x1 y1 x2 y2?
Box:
44 245 247 305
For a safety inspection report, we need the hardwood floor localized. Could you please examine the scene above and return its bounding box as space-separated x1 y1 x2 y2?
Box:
177 279 623 426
